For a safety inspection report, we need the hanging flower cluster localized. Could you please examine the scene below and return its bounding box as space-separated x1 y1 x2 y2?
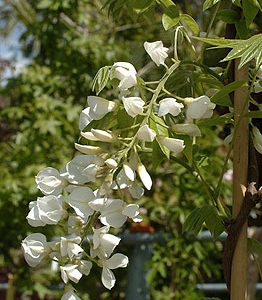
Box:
22 40 216 299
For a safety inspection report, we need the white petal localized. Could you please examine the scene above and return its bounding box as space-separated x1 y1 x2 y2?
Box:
79 260 92 276
67 187 95 219
61 290 81 300
79 108 92 131
105 253 129 269
102 267 116 290
123 164 135 181
128 184 144 199
100 213 127 228
122 204 139 218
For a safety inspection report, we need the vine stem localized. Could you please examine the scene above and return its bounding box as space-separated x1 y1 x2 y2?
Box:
119 61 181 160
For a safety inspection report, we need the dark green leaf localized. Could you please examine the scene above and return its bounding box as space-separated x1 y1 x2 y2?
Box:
245 111 262 118
211 80 247 106
217 9 239 24
183 205 224 238
235 19 249 39
243 0 260 26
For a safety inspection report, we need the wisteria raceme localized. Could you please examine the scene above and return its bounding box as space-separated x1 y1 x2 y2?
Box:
22 39 217 299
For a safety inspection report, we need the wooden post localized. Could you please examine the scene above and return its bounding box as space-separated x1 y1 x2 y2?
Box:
231 59 249 299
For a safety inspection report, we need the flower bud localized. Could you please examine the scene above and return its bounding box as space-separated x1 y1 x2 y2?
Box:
137 163 152 190
123 163 135 181
75 143 103 154
91 129 115 142
81 131 99 141
137 125 156 142
105 158 118 169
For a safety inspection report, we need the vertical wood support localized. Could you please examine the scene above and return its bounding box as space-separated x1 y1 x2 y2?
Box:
231 59 249 300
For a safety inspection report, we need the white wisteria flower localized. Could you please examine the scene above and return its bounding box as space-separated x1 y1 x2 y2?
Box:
60 155 104 184
21 233 48 267
35 167 64 196
61 290 81 300
253 127 262 154
112 62 137 90
99 253 129 290
158 136 185 155
185 95 216 119
122 96 145 118
172 123 201 137
91 226 121 259
144 41 169 66
89 198 142 228
137 125 156 142
26 195 65 227
60 264 83 284
158 98 184 117
88 96 116 120
79 96 116 131
60 236 83 259
67 187 95 220
137 163 152 190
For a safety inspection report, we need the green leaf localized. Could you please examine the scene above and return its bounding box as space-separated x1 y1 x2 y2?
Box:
183 205 224 238
245 111 262 118
222 34 262 68
132 0 154 13
217 9 240 24
198 113 233 126
162 14 180 31
149 113 170 158
193 36 238 47
235 19 249 39
203 0 221 11
161 3 179 30
92 66 111 95
205 207 225 238
210 80 247 106
180 14 199 34
243 0 260 26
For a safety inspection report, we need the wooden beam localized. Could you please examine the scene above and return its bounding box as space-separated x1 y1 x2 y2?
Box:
231 59 249 299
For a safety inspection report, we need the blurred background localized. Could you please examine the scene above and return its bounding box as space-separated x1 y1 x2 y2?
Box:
0 0 261 299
